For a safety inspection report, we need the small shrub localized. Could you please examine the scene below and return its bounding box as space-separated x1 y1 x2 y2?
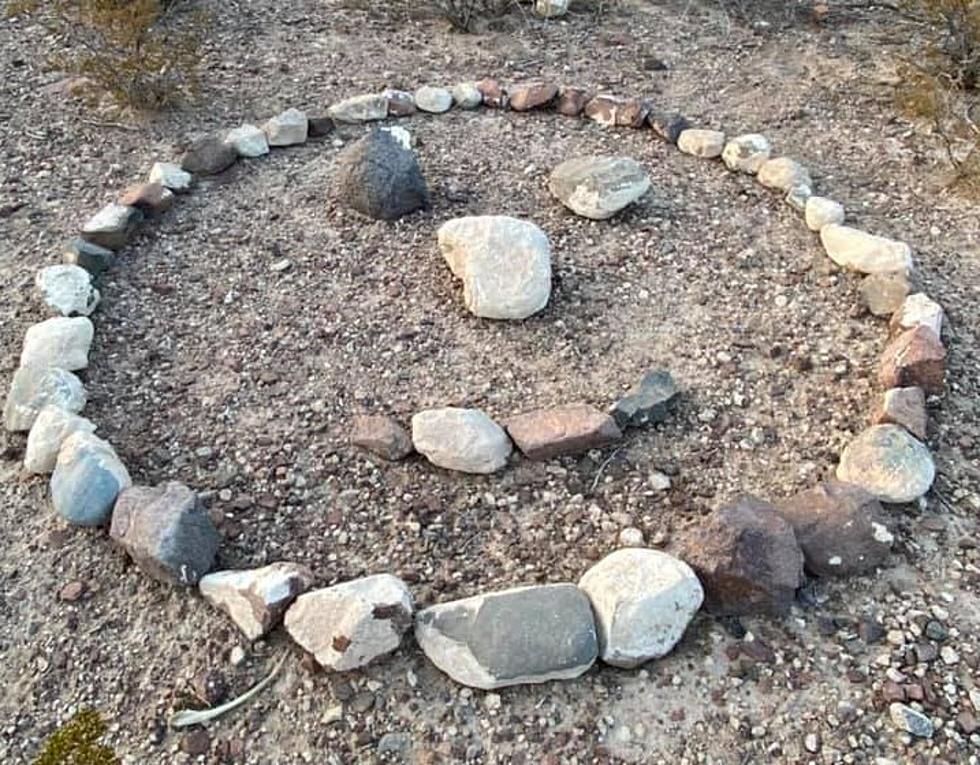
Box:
34 708 120 765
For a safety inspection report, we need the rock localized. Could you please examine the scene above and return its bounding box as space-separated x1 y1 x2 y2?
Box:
264 108 308 147
578 548 704 668
415 584 597 689
757 157 812 192
35 265 100 317
860 271 912 317
284 574 413 671
679 495 804 616
450 83 482 110
819 224 913 274
879 326 945 394
836 425 935 503
872 387 927 440
379 89 413 117
504 404 621 460
618 527 645 546
200 562 313 640
509 82 558 111
411 407 512 474
805 197 845 231
548 156 650 220
328 93 389 123
889 293 944 337
648 111 691 144
381 125 411 149
180 136 238 176
51 432 131 526
609 369 680 428
110 481 220 585
722 134 772 174
224 124 270 157
80 203 142 250
148 161 192 192
63 238 115 274
475 78 507 108
889 703 934 738
777 481 894 577
20 317 94 371
334 130 428 221
677 129 726 158
555 87 590 116
414 86 453 114
3 366 86 432
351 415 413 460
307 114 336 137
785 184 813 212
437 215 551 319
25 405 96 474
584 95 648 127
534 0 569 17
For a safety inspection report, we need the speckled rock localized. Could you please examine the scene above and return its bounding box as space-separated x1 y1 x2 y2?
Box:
757 157 811 192
505 404 621 460
34 265 100 317
836 425 935 504
264 108 308 147
51 432 131 526
677 129 725 158
872 387 927 440
820 224 913 274
722 134 772 173
890 703 934 738
411 407 512 474
225 124 270 157
80 203 142 250
180 136 238 176
4 366 86 432
860 271 913 317
805 196 845 231
879 326 945 394
328 93 389 123
351 415 414 460
334 130 428 221
24 405 96 474
20 317 94 371
548 156 650 220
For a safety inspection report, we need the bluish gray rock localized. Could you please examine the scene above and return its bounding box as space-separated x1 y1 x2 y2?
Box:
334 130 429 221
63 238 115 275
610 369 680 428
4 366 86 432
50 432 131 526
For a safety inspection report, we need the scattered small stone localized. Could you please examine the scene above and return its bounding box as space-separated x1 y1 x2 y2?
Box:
414 85 453 114
4 366 86 432
450 83 482 110
411 407 512 474
860 271 912 317
820 224 913 274
584 95 648 127
722 134 772 174
475 78 507 108
677 128 726 158
20 316 94 371
437 215 551 319
648 470 671 491
872 387 927 440
25 405 96 474
648 111 690 144
534 0 569 17
334 129 428 221
803 732 821 754
578 548 703 668
785 184 813 212
836 424 935 504
351 415 413 460
80 203 142 250
148 161 192 192
200 562 313 640
555 86 590 117
117 182 174 216
509 82 558 111
110 481 219 585
805 196 845 231
415 584 597 689
328 93 389 123
377 732 413 756
284 574 413 671
504 404 621 460
264 108 308 147
889 703 934 738
879 326 945 394
63 238 115 275
548 155 650 220
34 265 100 317
225 124 270 157
889 293 944 338
609 369 680 428
180 136 238 176
958 711 979 735
58 579 87 602
924 620 948 641
618 527 644 546
51 432 131 526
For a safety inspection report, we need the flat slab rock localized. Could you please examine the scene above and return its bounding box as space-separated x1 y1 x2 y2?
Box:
351 414 413 460
836 424 935 504
548 156 650 220
4 365 86 432
200 562 313 640
411 407 511 474
610 369 680 428
415 584 598 690
820 224 913 274
504 404 620 460
51 431 131 526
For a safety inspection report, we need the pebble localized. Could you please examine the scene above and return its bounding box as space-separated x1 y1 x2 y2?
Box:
860 271 912 317
148 161 192 192
721 134 772 173
757 157 812 192
889 703 934 738
350 414 414 460
450 82 482 109
609 368 680 428
805 196 845 231
414 85 453 113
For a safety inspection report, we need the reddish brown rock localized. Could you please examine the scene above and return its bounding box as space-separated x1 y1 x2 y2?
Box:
117 183 174 216
509 82 558 112
58 579 87 602
475 78 507 108
679 495 804 616
879 326 946 395
555 87 591 117
351 415 413 460
504 404 621 460
584 95 649 127
871 387 927 440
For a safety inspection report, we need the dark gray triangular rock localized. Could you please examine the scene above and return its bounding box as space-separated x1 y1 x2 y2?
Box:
610 369 680 428
334 130 428 221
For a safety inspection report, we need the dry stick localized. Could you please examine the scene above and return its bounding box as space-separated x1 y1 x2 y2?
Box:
590 447 624 494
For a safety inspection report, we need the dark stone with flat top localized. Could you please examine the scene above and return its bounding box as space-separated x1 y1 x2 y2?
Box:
610 369 680 428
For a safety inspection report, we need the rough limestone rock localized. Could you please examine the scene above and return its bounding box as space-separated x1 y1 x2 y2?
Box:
505 404 621 460
81 203 142 250
509 82 558 111
556 87 590 117
548 156 650 220
415 584 597 689
836 425 935 504
351 415 414 460
384 89 417 117
411 407 512 474
889 293 944 338
4 366 86 432
860 271 912 317
414 86 453 114
777 481 894 577
722 134 772 174
677 129 726 158
805 197 845 231
578 548 704 668
872 387 928 440
264 108 308 147
329 93 389 123
820 224 913 274
334 130 428 221
451 83 482 110
584 95 648 127
181 136 238 176
20 317 94 371
25 405 96 474
284 574 413 671
648 111 691 144
225 124 270 157
879 326 945 394
63 238 115 274
51 432 131 526
610 369 680 428
148 162 192 193
679 495 804 616
757 157 812 192
110 481 220 585
437 215 551 320
35 265 100 317
200 562 313 640
534 0 569 17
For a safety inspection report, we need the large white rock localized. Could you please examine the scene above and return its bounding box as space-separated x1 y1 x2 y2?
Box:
20 317 94 371
677 129 725 158
328 93 389 123
805 196 845 231
25 405 96 474
411 407 512 474
200 562 313 640
578 548 704 668
437 215 551 320
722 134 772 174
264 108 308 147
225 124 270 157
414 86 453 114
4 366 86 432
534 0 569 17
548 156 650 220
890 293 944 337
820 224 913 274
35 265 100 317
451 82 483 109
148 162 192 192
284 574 413 671
836 424 935 504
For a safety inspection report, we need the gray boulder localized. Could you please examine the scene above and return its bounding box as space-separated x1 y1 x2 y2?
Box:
548 156 650 220
50 432 131 526
334 130 428 221
4 366 86 432
181 136 238 176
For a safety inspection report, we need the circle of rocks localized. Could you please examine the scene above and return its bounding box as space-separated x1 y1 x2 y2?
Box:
4 79 951 734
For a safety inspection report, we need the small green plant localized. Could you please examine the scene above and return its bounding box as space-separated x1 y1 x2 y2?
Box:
6 0 207 110
34 708 120 765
